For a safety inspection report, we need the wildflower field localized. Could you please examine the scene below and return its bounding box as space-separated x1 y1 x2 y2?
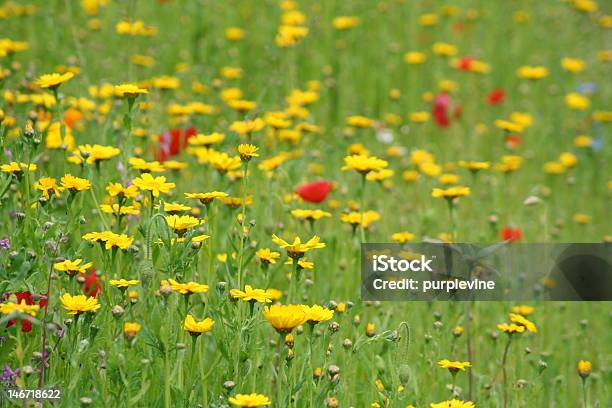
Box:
0 0 611 407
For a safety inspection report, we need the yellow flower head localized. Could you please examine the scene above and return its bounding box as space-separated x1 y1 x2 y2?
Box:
183 314 215 336
36 72 74 89
431 186 471 200
509 313 537 333
228 393 271 407
238 144 260 162
256 248 281 265
497 323 526 334
430 400 475 408
0 162 37 174
0 300 40 316
230 285 273 303
165 214 203 232
123 322 142 337
185 191 228 205
133 173 175 197
109 279 140 288
302 304 334 324
82 231 134 250
53 259 93 276
60 293 101 315
263 304 307 333
342 154 388 174
437 359 472 373
291 209 332 221
391 231 415 243
114 83 148 98
60 174 91 192
167 278 209 295
35 177 64 199
577 360 592 378
271 234 326 259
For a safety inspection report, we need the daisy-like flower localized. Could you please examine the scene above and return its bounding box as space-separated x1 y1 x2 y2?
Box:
0 300 40 316
106 182 139 198
510 305 534 316
509 313 537 333
342 154 388 174
35 72 74 89
516 65 549 80
458 161 490 172
100 203 141 216
237 144 259 162
70 144 121 165
256 248 281 265
53 259 93 277
262 304 307 333
494 119 524 133
189 132 225 146
35 177 64 199
114 83 148 98
133 173 175 197
155 202 191 214
366 169 394 182
166 278 209 295
0 162 37 174
577 360 592 378
129 157 165 173
109 279 140 289
302 305 334 324
431 186 471 200
185 191 228 205
497 323 526 335
437 359 472 373
59 293 100 315
391 231 415 243
229 118 265 135
164 214 203 234
290 209 332 221
284 257 314 270
123 322 142 338
228 393 271 407
82 231 135 250
271 234 326 259
430 400 475 408
230 285 273 303
340 211 381 229
346 115 374 128
183 314 214 336
60 174 91 193
209 152 242 173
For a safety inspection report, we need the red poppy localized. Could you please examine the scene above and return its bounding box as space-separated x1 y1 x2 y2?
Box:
83 270 102 297
5 291 48 332
505 134 522 149
487 88 505 105
157 126 197 162
296 180 333 203
432 93 461 128
457 56 474 71
501 227 522 242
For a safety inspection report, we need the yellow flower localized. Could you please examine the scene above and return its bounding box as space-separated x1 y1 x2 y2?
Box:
225 27 245 41
129 157 165 173
123 322 141 337
0 300 40 316
342 154 388 174
430 400 475 408
432 42 458 56
70 144 120 165
510 305 534 316
431 186 471 199
509 313 537 333
109 279 140 288
106 182 139 198
230 285 272 303
35 72 74 89
561 57 585 73
439 173 459 185
228 393 271 407
366 169 394 182
256 248 281 265
565 92 590 110
516 65 549 80
156 202 191 214
391 231 415 243
495 155 523 173
1 162 37 174
53 259 93 276
35 177 64 199
114 83 148 98
543 161 565 174
437 359 472 372
404 51 427 65
230 118 265 135
346 115 374 128
458 161 490 172
183 314 215 336
272 234 326 259
82 231 134 250
291 209 332 221
340 211 381 228
263 304 307 333
189 132 225 146
209 152 242 173
60 174 91 192
409 111 430 123
165 214 203 232
577 360 592 378
59 293 100 315
152 75 180 90
302 304 334 324
497 323 526 334
332 16 360 30
574 135 593 148
238 144 260 162
133 173 175 197
185 191 228 205
494 119 524 133
167 278 209 295
573 213 592 224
